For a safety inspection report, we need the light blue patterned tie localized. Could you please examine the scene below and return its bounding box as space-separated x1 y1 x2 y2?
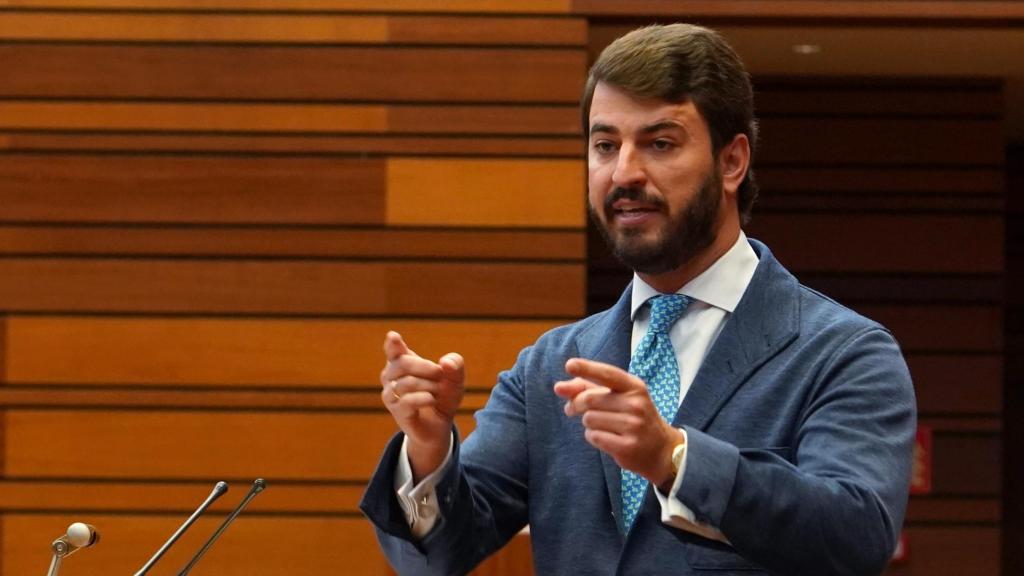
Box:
621 294 691 531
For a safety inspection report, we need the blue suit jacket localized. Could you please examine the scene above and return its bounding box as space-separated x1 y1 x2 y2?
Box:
361 239 916 575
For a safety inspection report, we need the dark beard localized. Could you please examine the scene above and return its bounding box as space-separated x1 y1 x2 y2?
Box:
590 171 721 275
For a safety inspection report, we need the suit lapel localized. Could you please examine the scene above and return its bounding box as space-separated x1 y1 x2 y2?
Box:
673 240 801 431
575 285 633 536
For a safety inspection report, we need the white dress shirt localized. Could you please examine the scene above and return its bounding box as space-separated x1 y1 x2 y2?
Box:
395 232 759 540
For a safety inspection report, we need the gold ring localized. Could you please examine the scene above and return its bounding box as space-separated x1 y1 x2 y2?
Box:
390 380 401 401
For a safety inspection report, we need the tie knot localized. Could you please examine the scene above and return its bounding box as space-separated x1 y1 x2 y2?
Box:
647 294 690 334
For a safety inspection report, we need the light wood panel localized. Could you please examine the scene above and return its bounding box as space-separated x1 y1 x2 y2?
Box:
387 158 585 227
0 259 585 316
2 515 393 576
3 317 560 387
3 409 475 480
573 0 1024 21
0 45 586 102
0 226 586 260
0 155 386 225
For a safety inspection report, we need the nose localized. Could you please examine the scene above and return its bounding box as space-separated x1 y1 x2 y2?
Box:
611 143 646 189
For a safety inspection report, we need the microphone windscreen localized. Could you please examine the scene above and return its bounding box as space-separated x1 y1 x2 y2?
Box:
67 522 98 547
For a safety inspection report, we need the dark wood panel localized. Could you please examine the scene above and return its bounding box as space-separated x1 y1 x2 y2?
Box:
755 86 1003 117
757 118 1003 166
389 15 586 45
746 214 1004 274
0 132 583 157
886 527 1000 576
0 226 586 260
797 275 1003 305
932 433 1002 495
907 354 1003 414
575 0 1024 21
905 497 1001 523
0 259 585 316
0 44 586 102
757 167 1004 195
0 0 569 12
0 155 385 225
857 306 1002 353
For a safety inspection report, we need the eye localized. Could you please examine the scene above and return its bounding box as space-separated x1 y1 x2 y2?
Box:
651 139 675 152
592 140 617 154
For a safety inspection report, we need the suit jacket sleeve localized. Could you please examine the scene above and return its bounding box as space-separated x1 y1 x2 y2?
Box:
360 349 533 576
674 325 916 575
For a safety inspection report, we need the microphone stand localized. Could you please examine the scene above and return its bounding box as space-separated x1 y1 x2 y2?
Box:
177 479 267 576
134 481 228 576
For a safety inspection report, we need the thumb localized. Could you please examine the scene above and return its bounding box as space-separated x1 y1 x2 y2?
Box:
439 352 466 386
383 330 417 361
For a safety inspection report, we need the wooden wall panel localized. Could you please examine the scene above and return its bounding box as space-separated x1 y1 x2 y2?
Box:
0 45 585 102
3 317 560 388
0 6 588 576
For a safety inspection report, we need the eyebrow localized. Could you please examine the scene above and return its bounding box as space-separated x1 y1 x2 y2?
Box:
588 120 686 137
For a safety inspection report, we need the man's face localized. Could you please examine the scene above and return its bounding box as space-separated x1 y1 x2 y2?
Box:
587 82 723 275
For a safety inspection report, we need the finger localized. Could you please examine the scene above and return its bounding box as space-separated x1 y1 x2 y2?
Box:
392 375 442 397
564 384 611 416
584 428 631 457
438 352 466 386
580 409 642 435
387 390 438 415
565 358 644 393
383 331 419 361
552 378 589 400
382 354 444 385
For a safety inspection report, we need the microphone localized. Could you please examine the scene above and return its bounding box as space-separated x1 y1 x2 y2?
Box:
177 478 267 576
47 523 100 576
134 481 228 576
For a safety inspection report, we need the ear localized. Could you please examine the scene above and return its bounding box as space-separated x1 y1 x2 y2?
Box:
718 133 751 198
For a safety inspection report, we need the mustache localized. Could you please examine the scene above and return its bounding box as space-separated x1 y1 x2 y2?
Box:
604 186 667 211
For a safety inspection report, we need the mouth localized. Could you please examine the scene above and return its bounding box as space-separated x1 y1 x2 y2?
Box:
611 201 662 226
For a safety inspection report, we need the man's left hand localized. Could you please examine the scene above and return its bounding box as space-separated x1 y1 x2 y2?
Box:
553 358 684 490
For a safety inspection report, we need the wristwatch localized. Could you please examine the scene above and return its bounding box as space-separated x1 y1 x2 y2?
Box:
670 441 687 477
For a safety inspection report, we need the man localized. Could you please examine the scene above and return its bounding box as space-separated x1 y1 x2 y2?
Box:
361 23 915 576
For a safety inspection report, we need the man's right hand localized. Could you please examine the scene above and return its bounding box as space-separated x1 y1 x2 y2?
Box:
380 331 465 482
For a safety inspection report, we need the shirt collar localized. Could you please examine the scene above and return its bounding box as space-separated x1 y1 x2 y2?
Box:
630 231 759 320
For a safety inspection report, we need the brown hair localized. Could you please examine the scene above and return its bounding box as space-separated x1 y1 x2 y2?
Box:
582 24 760 223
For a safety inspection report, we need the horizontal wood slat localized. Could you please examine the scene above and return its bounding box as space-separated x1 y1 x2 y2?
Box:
755 87 1003 117
3 317 559 387
908 355 1002 414
0 13 586 45
1 515 393 576
3 409 474 480
0 388 494 411
932 433 1002 495
0 132 584 157
0 102 579 135
757 167 1004 195
0 480 364 513
0 259 585 316
0 155 386 225
745 214 1004 273
0 0 571 12
906 497 1001 524
573 0 1024 20
889 527 1001 576
0 226 586 260
757 118 1003 166
858 306 1002 353
0 45 586 102
387 158 585 227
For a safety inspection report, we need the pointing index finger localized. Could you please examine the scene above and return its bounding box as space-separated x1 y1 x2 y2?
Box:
564 358 642 393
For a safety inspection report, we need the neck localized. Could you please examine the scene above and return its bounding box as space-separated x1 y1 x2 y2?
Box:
637 221 741 294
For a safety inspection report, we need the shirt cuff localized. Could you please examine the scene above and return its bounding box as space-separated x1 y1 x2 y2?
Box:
393 432 455 539
653 428 730 544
